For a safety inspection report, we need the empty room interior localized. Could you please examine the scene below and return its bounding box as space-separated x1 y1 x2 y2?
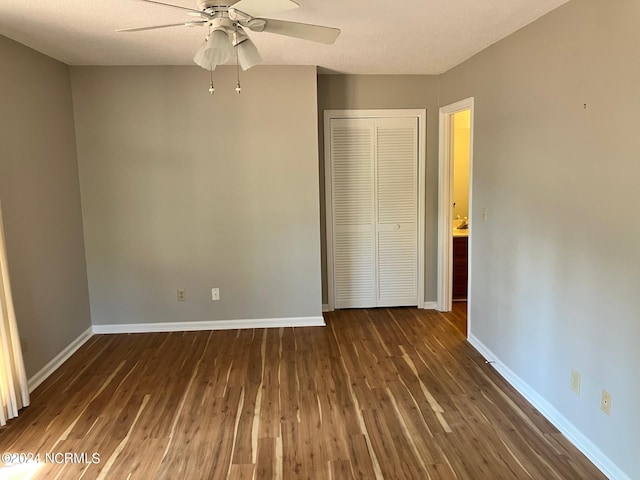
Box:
0 0 638 478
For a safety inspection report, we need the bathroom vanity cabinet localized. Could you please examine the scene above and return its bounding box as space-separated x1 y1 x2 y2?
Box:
452 236 468 300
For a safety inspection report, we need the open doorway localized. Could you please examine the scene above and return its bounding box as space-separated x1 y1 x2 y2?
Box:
437 98 474 336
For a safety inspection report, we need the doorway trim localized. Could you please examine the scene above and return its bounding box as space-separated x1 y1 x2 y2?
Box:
437 98 474 312
324 109 427 311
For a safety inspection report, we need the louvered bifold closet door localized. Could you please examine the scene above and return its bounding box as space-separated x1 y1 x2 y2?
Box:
331 118 377 308
375 117 418 306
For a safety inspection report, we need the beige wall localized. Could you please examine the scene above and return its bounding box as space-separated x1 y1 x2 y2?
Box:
317 75 440 304
440 0 639 477
0 36 91 377
70 65 322 325
452 110 471 221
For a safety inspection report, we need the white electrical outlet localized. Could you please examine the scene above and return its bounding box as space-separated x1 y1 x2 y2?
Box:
211 288 220 301
177 289 186 302
570 368 581 395
601 390 612 415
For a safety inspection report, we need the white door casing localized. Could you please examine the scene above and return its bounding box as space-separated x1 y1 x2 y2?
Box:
437 98 474 315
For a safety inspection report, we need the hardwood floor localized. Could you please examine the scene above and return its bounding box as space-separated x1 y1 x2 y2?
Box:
446 301 467 337
0 308 605 479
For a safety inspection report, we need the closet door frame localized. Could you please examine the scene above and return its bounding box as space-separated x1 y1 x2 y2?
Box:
324 109 426 311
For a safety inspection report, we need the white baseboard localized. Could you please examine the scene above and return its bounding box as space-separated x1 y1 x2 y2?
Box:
468 334 630 480
323 303 434 311
28 326 94 393
92 316 326 334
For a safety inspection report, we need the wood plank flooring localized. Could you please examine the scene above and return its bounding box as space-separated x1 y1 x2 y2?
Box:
448 302 467 337
0 308 605 479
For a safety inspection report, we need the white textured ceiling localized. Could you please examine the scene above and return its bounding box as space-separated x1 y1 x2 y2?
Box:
0 0 569 74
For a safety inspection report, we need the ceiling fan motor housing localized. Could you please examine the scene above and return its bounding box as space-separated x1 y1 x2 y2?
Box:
209 17 234 32
197 0 241 10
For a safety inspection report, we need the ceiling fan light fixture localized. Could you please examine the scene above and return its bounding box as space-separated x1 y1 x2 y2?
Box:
193 29 232 70
236 37 262 70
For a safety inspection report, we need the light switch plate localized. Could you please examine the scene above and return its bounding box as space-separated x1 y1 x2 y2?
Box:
570 368 581 395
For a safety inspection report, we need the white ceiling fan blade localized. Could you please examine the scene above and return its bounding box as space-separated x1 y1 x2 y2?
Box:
116 21 206 32
231 0 298 17
258 19 340 44
130 0 205 15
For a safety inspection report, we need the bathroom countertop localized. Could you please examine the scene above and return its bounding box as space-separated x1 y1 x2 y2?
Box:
453 228 469 237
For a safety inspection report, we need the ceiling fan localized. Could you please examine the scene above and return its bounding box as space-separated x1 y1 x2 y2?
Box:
117 0 341 72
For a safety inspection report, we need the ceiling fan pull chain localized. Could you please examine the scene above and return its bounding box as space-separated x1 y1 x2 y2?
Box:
235 24 242 94
209 68 215 95
206 25 215 95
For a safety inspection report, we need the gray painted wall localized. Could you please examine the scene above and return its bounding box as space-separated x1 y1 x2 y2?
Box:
317 75 440 305
440 0 639 477
70 66 322 325
0 36 91 378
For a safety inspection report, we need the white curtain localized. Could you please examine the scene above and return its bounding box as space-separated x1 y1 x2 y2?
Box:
0 201 29 426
